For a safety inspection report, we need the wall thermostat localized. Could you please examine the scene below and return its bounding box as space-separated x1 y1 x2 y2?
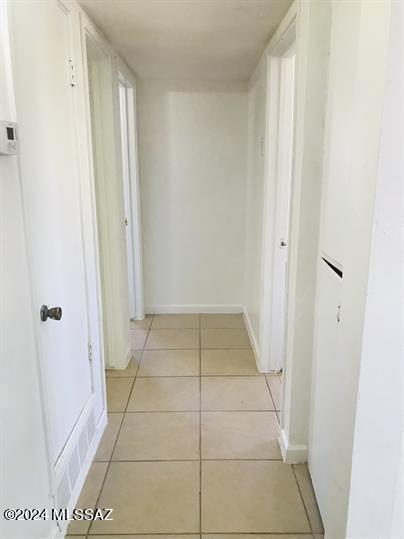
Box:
0 121 18 155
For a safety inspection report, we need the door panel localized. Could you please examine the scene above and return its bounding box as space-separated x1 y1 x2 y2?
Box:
269 51 295 369
119 82 136 320
11 0 92 463
309 260 346 537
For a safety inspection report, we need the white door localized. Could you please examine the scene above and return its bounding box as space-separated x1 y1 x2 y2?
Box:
11 0 93 464
309 258 343 536
269 49 296 369
118 79 137 320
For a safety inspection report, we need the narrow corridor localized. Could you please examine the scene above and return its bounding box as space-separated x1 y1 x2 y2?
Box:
68 314 323 538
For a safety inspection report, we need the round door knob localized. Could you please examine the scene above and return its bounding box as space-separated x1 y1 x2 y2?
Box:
40 305 62 322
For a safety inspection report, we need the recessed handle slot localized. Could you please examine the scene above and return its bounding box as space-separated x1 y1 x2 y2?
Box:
322 256 343 278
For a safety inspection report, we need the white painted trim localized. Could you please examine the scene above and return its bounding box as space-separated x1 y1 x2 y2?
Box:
242 305 261 371
125 346 133 368
279 428 308 464
145 304 243 314
249 1 298 89
80 21 117 371
260 19 297 374
71 0 107 440
55 410 107 538
116 67 144 321
80 9 134 369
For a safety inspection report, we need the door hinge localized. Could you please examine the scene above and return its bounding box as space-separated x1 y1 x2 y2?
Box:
88 340 93 362
68 59 77 87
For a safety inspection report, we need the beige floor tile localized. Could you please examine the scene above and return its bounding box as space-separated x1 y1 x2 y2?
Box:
201 411 281 459
201 376 273 411
91 461 200 534
106 352 141 378
201 349 260 376
294 464 324 533
112 412 199 461
201 329 251 349
91 536 199 539
138 350 199 377
127 377 200 411
201 314 245 329
129 329 149 349
201 461 310 533
152 314 199 329
203 535 313 539
106 378 133 412
67 462 108 535
94 413 123 461
130 315 153 330
266 375 282 410
146 329 199 349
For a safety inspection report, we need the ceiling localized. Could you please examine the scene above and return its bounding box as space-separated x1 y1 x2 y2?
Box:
79 0 292 81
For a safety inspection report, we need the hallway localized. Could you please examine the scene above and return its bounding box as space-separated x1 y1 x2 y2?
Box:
67 314 323 538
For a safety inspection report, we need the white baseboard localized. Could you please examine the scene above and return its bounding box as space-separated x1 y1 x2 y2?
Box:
125 347 133 367
242 306 261 370
145 304 243 314
107 345 132 370
279 428 308 464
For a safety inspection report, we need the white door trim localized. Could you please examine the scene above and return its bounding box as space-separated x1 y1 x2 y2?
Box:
80 11 138 369
260 20 297 372
117 69 144 320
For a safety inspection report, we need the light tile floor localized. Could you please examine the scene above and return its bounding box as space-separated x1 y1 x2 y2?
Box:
68 314 323 538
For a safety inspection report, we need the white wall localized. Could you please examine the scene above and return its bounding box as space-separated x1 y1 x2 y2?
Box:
0 4 53 538
243 1 330 475
244 61 267 348
309 1 393 537
137 79 248 313
346 2 403 536
280 0 330 462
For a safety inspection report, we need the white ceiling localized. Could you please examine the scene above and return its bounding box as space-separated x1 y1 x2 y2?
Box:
79 0 292 81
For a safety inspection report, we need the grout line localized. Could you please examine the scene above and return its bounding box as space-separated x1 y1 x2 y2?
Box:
142 347 253 351
198 313 202 539
79 532 318 537
145 327 247 331
292 463 314 536
118 409 277 413
264 375 280 425
90 457 284 463
115 375 269 379
91 324 291 537
88 315 154 534
106 375 267 379
108 375 276 382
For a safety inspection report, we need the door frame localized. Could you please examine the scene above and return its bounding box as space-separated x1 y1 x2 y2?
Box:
117 67 144 321
81 18 115 372
260 20 297 373
80 11 143 370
